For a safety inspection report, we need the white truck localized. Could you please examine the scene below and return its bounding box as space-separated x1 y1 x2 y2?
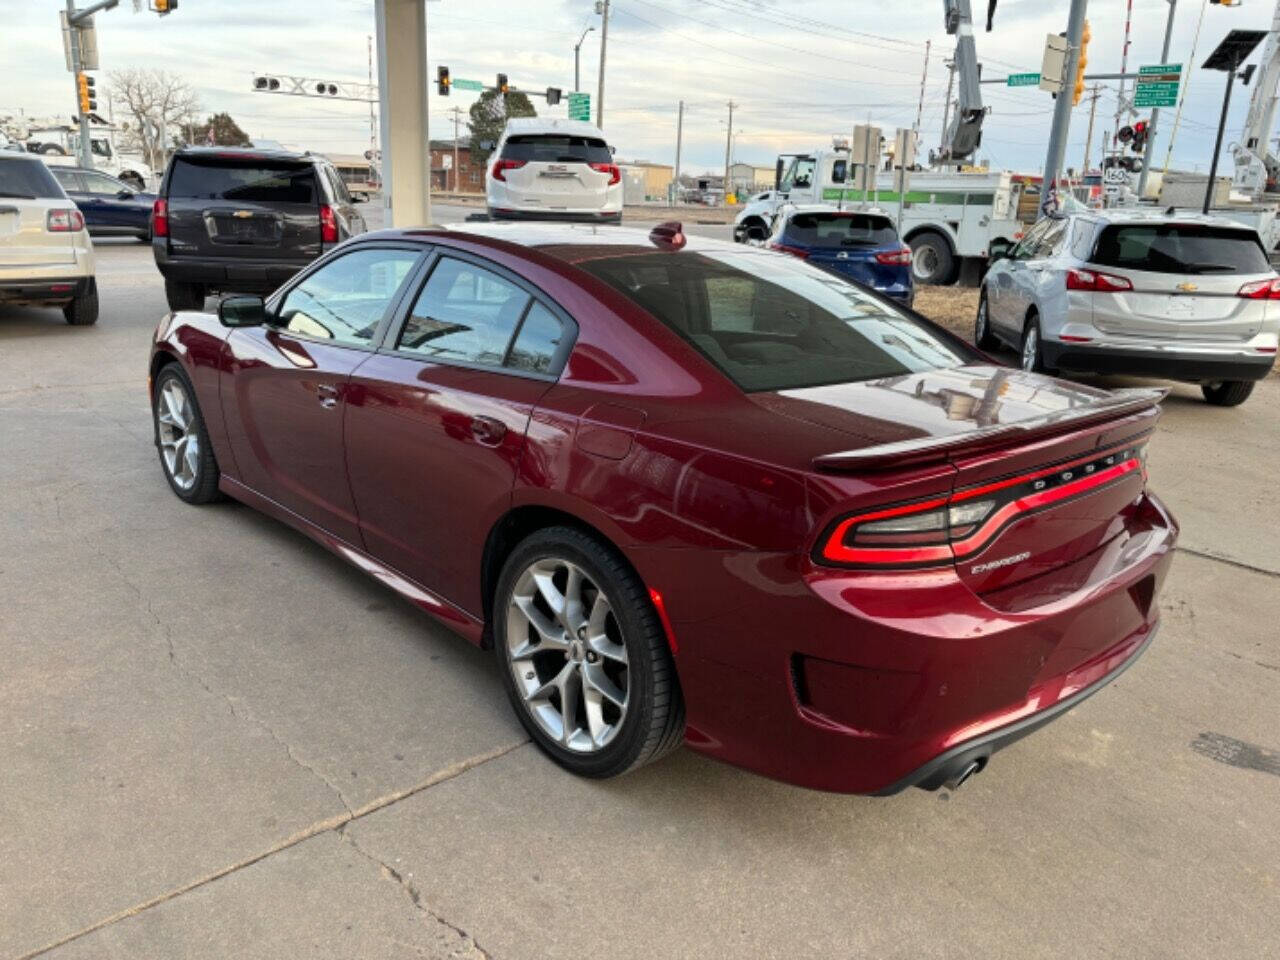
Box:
1 115 153 189
733 148 1026 285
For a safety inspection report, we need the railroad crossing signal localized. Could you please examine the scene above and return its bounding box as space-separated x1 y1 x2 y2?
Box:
437 65 450 96
76 72 96 114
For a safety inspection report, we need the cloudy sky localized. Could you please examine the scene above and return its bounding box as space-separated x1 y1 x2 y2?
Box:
3 0 1277 176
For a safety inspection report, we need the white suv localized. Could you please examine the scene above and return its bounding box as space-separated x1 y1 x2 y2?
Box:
0 153 97 325
486 117 622 223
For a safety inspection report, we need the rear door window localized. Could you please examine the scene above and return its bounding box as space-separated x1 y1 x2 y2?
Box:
784 213 897 247
1091 223 1271 274
397 258 532 367
500 135 612 165
49 167 84 193
167 158 317 204
0 159 65 199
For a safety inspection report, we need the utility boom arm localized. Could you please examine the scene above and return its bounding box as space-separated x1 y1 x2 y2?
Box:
938 0 990 162
1232 0 1280 197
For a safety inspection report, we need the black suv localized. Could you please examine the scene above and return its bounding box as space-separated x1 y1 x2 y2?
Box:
152 148 366 311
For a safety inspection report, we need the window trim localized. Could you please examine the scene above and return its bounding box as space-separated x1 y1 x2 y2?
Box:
263 240 428 353
376 247 579 381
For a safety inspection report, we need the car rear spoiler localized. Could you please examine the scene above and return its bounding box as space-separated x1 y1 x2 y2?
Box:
812 387 1168 472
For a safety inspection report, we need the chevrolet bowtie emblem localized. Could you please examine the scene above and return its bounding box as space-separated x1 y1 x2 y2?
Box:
233 210 254 218
1176 282 1198 292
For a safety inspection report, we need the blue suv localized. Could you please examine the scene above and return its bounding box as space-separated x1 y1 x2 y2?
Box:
769 207 914 307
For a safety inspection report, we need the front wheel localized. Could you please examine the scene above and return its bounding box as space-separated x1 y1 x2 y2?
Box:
152 364 223 504
1201 380 1254 407
494 526 685 779
975 290 1000 351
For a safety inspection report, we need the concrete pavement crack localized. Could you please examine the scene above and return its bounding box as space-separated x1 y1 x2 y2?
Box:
1174 545 1280 578
341 828 492 959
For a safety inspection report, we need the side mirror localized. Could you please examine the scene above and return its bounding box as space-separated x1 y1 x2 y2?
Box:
218 295 267 327
988 239 1012 261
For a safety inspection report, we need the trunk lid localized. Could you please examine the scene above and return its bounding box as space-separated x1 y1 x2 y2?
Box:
162 155 321 260
0 159 76 267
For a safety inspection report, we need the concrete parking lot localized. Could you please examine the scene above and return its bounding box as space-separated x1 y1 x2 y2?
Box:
2 230 1278 960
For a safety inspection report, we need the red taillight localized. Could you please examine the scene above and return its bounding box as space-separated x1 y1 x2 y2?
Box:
491 158 526 182
152 198 168 238
1236 277 1280 299
589 161 621 185
874 245 912 265
46 208 84 232
816 441 1147 568
319 204 338 244
770 242 810 259
1066 268 1133 292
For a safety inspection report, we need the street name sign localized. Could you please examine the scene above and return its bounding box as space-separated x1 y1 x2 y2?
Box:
1134 63 1181 108
1007 72 1040 87
453 78 484 92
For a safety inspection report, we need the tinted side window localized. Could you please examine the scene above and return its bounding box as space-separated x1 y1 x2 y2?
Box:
397 258 531 367
276 248 420 346
168 159 317 203
82 172 124 195
507 302 564 374
49 167 83 192
1035 220 1067 257
831 160 847 184
0 159 65 199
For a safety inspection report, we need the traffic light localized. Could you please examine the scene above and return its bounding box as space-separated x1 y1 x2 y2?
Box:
1209 0 1243 6
1131 120 1149 152
437 65 451 96
546 87 561 106
76 72 96 114
497 73 509 95
1117 125 1134 145
152 0 177 13
1072 19 1090 106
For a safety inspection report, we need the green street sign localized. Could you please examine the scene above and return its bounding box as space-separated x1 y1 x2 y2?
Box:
1007 72 1041 87
452 78 484 92
567 91 591 121
1135 63 1181 108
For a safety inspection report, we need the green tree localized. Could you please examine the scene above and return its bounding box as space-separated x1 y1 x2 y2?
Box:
190 112 250 147
468 89 536 165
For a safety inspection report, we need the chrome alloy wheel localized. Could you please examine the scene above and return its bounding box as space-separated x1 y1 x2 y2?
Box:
156 378 200 490
976 299 989 340
1021 324 1039 372
505 557 630 753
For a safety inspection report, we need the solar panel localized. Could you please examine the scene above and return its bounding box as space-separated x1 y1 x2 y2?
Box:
1203 30 1267 71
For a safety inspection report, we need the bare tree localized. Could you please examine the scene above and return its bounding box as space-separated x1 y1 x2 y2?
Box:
108 68 200 170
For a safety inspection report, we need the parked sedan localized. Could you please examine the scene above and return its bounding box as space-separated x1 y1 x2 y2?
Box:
979 211 1279 406
149 222 1176 795
48 166 155 241
767 206 914 306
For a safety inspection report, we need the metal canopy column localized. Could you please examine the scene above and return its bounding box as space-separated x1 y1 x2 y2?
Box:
375 0 430 227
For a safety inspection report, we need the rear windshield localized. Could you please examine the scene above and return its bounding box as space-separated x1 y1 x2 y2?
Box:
576 249 971 392
167 158 316 204
784 213 897 247
1091 223 1270 275
0 158 64 200
501 135 612 165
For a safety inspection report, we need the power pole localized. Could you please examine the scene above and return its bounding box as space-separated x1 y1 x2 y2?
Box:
673 99 684 206
1136 0 1178 198
596 0 610 128
914 39 932 135
940 58 956 162
1041 0 1089 217
1082 83 1102 174
723 100 737 205
448 106 463 192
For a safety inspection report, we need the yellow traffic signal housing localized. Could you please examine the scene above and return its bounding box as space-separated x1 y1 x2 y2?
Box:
76 72 96 114
153 0 177 13
437 65 451 96
1073 20 1091 106
497 73 509 95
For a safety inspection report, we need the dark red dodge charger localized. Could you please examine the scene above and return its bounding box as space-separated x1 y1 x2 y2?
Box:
148 221 1176 794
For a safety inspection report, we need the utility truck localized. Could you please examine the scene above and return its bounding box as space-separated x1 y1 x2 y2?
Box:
0 114 153 189
733 147 1025 285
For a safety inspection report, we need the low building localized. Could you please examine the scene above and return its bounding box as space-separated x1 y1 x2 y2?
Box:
429 140 484 194
728 162 776 197
617 160 674 203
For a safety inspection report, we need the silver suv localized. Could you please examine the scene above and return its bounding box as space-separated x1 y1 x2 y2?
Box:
978 210 1279 406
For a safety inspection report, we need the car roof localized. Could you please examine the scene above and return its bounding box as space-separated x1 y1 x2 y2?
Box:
502 117 609 140
1073 208 1261 232
173 146 320 163
0 151 46 164
779 203 894 221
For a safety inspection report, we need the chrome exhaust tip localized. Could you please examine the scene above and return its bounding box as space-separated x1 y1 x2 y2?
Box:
944 758 984 791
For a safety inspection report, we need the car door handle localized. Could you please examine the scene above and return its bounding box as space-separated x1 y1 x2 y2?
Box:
470 415 507 446
316 384 340 409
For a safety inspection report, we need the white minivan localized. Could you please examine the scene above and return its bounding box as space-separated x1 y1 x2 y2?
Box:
486 117 622 223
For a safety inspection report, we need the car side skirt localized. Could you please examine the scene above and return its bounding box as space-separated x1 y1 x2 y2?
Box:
219 475 485 646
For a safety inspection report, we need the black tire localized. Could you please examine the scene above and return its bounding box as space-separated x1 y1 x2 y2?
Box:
151 363 223 504
909 231 955 285
62 279 99 326
494 526 685 779
1020 314 1048 373
738 216 769 244
974 288 1000 351
1201 380 1254 407
40 143 67 156
165 279 206 312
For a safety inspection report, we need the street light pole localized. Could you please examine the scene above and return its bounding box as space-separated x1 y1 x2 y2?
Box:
596 0 610 128
574 25 594 93
723 101 737 205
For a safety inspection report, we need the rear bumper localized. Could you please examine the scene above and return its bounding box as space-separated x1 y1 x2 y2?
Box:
1043 341 1276 382
153 244 310 292
0 276 92 303
487 207 622 224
